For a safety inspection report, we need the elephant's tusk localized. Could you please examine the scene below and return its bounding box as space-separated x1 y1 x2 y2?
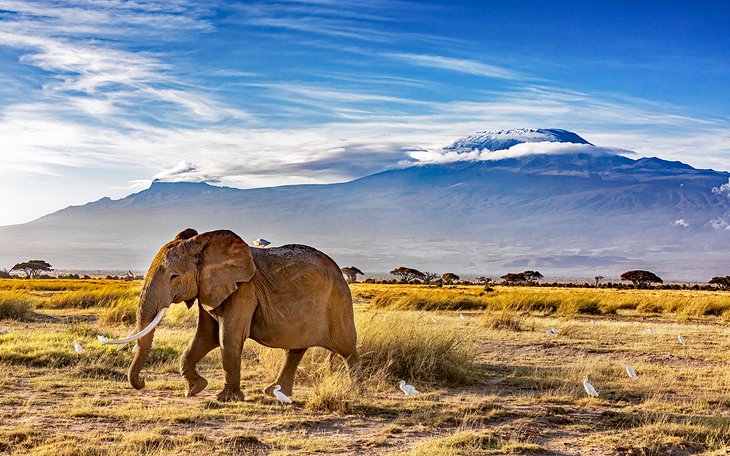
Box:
98 309 166 345
115 328 140 351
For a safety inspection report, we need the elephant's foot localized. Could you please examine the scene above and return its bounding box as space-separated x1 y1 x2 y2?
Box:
184 375 208 398
217 386 245 402
264 382 293 396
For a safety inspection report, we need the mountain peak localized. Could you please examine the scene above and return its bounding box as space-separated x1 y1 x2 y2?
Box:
445 128 592 153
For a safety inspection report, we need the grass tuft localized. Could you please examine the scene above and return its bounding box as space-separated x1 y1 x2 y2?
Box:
357 313 481 386
0 292 34 320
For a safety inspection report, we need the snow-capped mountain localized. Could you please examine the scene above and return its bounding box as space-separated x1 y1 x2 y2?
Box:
0 129 728 281
444 128 593 153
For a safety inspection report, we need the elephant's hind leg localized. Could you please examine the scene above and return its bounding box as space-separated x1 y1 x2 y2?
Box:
264 348 308 396
181 305 219 397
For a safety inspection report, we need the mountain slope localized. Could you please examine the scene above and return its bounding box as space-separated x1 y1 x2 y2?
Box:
1 130 729 280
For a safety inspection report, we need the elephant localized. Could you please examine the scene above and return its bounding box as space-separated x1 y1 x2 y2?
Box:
106 228 358 402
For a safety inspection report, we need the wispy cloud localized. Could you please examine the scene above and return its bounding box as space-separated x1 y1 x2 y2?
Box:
387 53 522 80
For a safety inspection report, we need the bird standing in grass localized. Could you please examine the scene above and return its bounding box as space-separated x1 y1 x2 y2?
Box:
546 329 557 337
626 362 638 380
273 385 292 404
583 376 599 397
0 328 9 335
73 340 84 353
678 335 687 346
399 380 420 396
647 327 655 334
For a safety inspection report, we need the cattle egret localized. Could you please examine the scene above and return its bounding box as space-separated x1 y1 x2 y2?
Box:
460 314 465 321
253 238 271 248
73 340 84 353
678 335 687 346
626 362 638 380
431 316 438 324
0 328 9 335
583 376 599 397
591 319 597 324
399 380 420 396
546 329 557 337
273 385 292 404
647 328 655 335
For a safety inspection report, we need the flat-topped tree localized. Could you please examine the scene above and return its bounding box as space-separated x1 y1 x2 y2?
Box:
709 276 730 290
620 270 663 289
421 272 438 284
523 270 543 282
340 266 364 283
390 267 426 283
442 272 460 284
501 272 526 285
11 260 53 279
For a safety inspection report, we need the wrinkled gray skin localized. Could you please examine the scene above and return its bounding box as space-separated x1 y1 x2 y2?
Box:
128 228 357 402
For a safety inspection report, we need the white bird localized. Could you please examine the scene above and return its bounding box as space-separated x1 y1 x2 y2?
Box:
626 362 638 380
431 316 438 324
399 380 420 396
550 327 560 334
678 335 687 346
0 328 9 335
460 314 465 320
273 385 292 404
647 328 655 335
583 376 599 397
546 329 557 337
590 319 597 324
73 340 84 353
253 238 271 248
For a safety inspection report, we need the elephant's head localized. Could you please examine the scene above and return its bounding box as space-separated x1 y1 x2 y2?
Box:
126 229 256 389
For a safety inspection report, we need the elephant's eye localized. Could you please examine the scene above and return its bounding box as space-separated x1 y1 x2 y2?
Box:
170 273 179 281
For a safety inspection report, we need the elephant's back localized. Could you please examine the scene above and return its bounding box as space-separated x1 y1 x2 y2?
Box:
249 244 353 349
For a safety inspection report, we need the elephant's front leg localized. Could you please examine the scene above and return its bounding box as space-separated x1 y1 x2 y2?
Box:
216 298 256 402
180 304 219 397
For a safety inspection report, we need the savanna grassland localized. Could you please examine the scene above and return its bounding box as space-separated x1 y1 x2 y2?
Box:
1 279 730 455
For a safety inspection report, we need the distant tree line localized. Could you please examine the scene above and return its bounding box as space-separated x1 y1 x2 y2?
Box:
340 265 730 291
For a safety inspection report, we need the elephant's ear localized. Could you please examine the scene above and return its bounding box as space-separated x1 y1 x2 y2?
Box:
195 230 256 310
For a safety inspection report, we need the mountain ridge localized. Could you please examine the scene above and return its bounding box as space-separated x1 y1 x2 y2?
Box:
2 129 729 280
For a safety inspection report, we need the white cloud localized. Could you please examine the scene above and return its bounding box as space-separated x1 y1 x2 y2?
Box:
712 178 730 197
387 53 521 80
674 219 689 227
409 141 630 164
709 217 730 231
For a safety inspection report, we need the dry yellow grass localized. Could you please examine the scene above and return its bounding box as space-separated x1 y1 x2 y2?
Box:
357 283 730 317
1 281 730 455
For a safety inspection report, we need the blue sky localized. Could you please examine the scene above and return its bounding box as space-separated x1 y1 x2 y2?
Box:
0 0 729 225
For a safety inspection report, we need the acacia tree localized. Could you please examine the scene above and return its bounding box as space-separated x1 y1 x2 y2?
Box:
421 272 438 284
594 275 605 288
620 270 663 289
709 276 730 290
390 267 426 283
501 272 526 285
340 266 364 283
442 272 460 284
523 270 543 282
11 260 53 279
476 276 492 285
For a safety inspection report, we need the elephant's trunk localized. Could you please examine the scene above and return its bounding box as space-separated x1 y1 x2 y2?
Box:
127 292 165 389
128 321 156 389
